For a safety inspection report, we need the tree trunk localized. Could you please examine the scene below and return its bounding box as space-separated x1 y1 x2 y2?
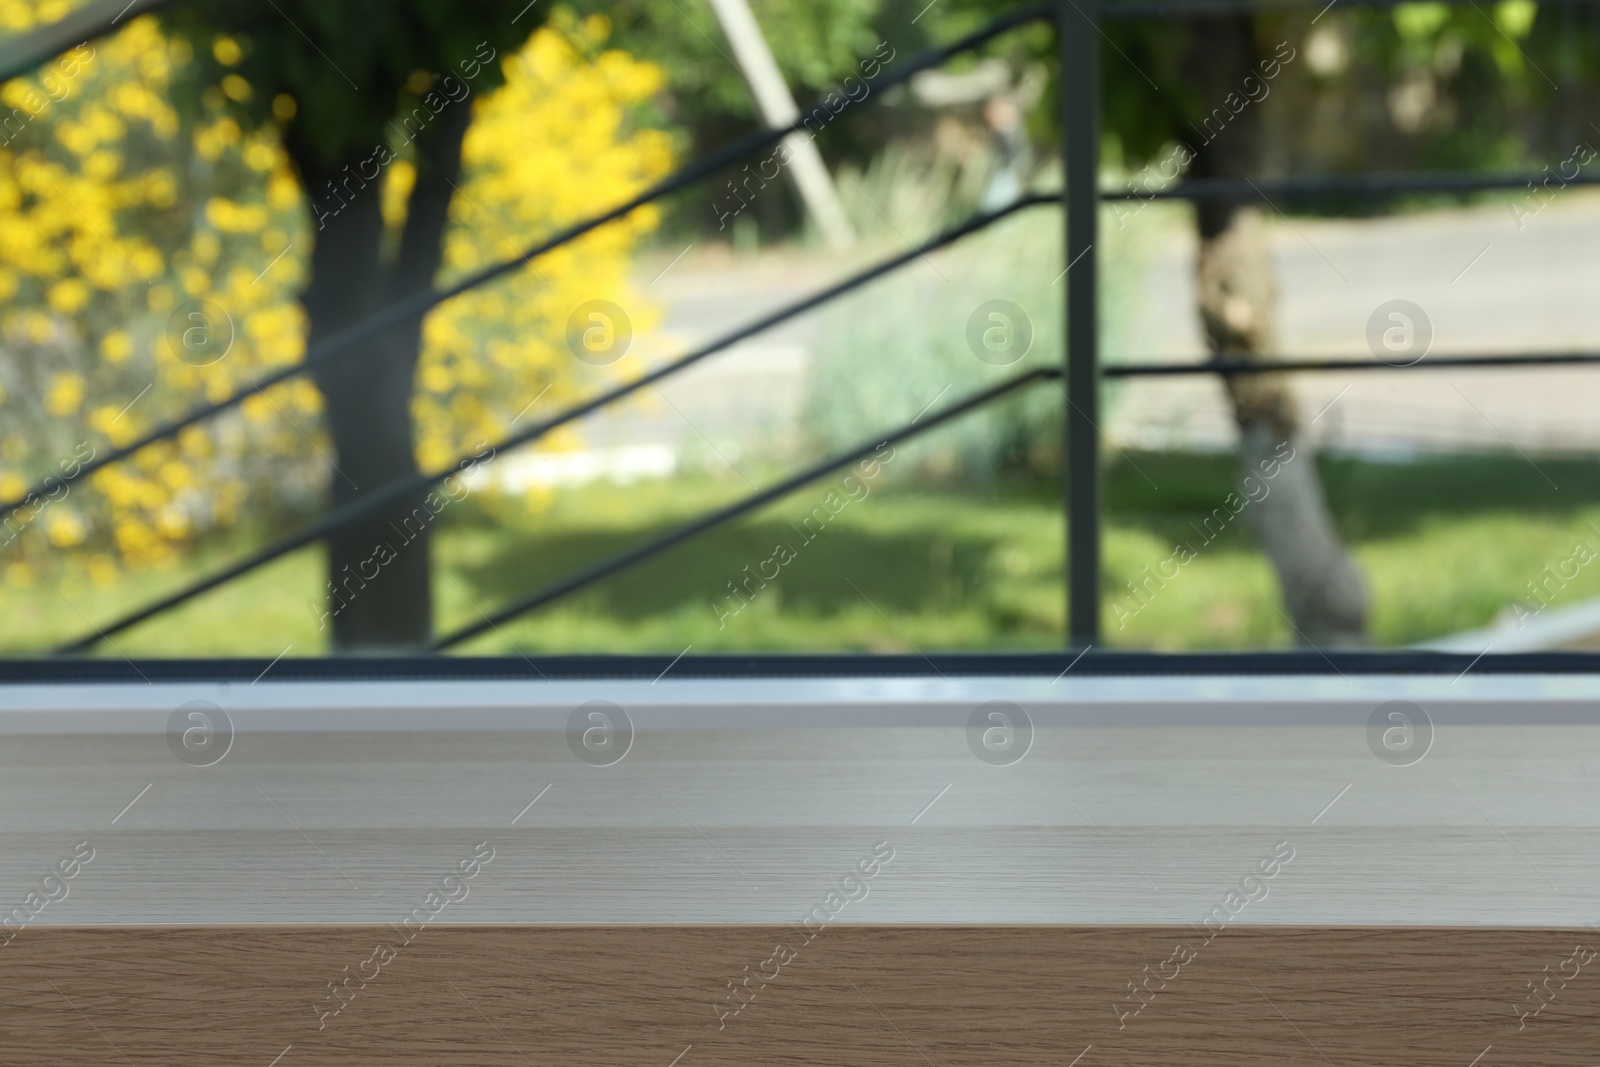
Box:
288 104 472 652
1184 15 1369 645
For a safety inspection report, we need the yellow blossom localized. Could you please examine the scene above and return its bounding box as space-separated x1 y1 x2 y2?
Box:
0 5 668 576
213 36 242 66
46 509 87 547
45 372 85 415
100 330 134 363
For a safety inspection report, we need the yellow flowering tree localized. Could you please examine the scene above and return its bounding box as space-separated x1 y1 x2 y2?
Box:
161 0 671 650
0 6 316 582
0 1 671 646
412 15 672 473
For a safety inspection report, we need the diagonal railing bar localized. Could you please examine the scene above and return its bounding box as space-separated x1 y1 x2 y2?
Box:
0 0 1440 81
1107 352 1600 376
431 366 1063 651
0 4 1054 529
0 0 175 85
13 0 1590 671
53 195 1060 653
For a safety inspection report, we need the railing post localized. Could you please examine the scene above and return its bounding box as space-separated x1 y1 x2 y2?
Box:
1060 0 1100 647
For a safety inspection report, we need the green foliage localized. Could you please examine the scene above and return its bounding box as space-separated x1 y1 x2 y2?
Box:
596 0 886 123
800 204 1065 482
915 0 1587 188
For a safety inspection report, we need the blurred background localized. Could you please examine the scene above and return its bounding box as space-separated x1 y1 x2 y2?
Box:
3 0 1600 658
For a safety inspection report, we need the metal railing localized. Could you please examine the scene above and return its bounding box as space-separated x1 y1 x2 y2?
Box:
0 0 1589 656
0 3 1054 527
57 194 1061 652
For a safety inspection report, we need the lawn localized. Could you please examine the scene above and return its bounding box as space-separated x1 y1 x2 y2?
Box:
6 449 1600 657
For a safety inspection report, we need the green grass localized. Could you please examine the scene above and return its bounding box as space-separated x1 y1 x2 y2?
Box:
8 449 1600 657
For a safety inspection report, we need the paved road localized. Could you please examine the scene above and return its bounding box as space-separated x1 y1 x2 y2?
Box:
550 189 1600 490
1114 188 1600 456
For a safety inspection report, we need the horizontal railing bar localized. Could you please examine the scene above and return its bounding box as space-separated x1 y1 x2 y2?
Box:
1099 0 1536 15
51 195 1059 654
431 366 1063 652
1103 169 1599 202
15 647 1600 684
1 4 1054 529
1106 352 1600 376
0 0 174 85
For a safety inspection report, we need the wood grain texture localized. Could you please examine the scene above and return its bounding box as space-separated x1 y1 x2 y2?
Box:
2 926 1598 1066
